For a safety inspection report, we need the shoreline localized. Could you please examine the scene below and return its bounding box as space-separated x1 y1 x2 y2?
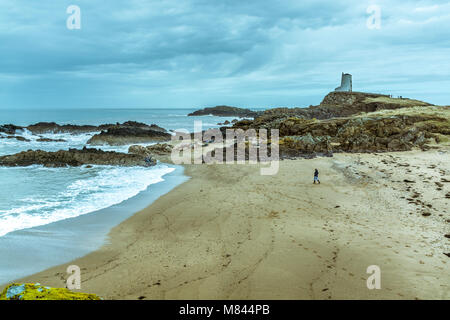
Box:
0 164 187 286
7 148 449 299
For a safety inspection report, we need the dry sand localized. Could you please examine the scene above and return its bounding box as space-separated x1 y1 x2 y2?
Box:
12 148 450 299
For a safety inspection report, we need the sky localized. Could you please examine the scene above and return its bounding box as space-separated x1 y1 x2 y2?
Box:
0 0 449 109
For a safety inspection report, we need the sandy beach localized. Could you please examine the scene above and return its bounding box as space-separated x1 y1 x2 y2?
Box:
9 147 449 300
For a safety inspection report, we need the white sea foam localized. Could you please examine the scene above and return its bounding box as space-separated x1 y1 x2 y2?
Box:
0 165 175 237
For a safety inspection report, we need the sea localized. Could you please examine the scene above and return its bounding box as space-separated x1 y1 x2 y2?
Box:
0 108 244 284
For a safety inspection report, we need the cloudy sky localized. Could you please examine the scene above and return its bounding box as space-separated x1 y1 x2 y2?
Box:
0 0 449 109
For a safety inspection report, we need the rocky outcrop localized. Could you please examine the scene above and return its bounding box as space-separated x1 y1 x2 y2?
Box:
231 102 449 157
228 92 447 157
25 121 167 135
277 109 449 155
128 143 173 157
121 121 167 133
0 283 101 300
36 137 67 142
0 124 23 135
26 122 99 134
1 121 169 146
0 147 151 167
87 126 171 146
0 134 66 143
0 135 30 142
188 106 261 118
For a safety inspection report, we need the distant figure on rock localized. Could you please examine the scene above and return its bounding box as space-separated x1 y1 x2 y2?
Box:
313 169 320 184
144 156 154 166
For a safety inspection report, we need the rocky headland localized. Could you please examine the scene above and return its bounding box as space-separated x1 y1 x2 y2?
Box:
229 92 449 158
249 92 433 125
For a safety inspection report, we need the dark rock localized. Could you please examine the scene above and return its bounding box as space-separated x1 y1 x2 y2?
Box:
234 103 449 156
4 135 30 142
128 143 173 156
36 137 67 142
188 106 261 118
0 124 23 135
26 121 167 135
87 126 171 146
0 148 151 167
27 122 99 134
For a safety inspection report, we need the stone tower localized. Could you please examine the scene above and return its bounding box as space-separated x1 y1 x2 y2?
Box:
335 73 352 92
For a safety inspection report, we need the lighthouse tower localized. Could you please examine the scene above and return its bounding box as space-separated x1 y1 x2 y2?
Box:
335 73 352 92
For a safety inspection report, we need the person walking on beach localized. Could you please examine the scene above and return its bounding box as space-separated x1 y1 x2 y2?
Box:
313 169 320 184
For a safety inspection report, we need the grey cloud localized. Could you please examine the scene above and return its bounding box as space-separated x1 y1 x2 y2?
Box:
0 0 449 108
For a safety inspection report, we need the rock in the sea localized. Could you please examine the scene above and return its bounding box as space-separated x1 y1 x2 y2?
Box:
26 121 167 136
188 106 261 118
27 122 99 134
3 135 31 142
87 127 171 146
0 124 23 135
0 283 101 300
0 147 151 167
36 137 67 142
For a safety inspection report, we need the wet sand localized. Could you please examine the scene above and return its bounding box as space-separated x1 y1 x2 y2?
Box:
10 148 450 299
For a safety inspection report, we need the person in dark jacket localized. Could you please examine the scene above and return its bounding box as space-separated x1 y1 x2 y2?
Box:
313 169 320 184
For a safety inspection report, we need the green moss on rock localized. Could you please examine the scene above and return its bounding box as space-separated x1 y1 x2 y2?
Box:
0 283 101 300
